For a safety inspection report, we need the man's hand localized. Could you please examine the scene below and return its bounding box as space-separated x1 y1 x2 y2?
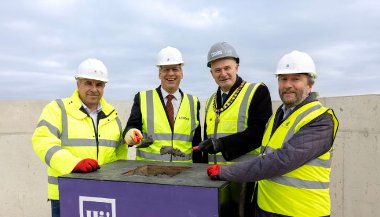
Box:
207 164 221 180
124 128 143 145
72 158 100 173
193 138 223 154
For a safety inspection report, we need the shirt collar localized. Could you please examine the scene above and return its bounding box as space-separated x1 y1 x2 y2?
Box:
82 102 102 114
221 91 229 96
281 104 294 116
161 87 180 100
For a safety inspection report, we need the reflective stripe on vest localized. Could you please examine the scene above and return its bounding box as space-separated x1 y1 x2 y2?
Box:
261 102 331 189
258 101 339 216
137 90 197 162
264 146 331 190
56 99 121 148
144 90 196 141
46 99 122 185
48 176 58 185
36 120 61 138
205 82 261 164
265 146 332 169
33 91 124 200
42 99 122 165
45 146 61 167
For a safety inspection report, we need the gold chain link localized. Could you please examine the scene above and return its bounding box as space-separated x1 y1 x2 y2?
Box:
212 81 246 114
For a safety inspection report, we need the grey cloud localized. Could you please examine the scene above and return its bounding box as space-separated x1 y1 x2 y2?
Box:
0 0 379 101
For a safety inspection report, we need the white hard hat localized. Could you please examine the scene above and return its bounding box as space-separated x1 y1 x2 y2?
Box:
207 42 239 68
75 58 109 82
276 50 317 78
156 46 184 66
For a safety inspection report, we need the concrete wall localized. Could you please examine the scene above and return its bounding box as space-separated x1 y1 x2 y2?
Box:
0 94 379 216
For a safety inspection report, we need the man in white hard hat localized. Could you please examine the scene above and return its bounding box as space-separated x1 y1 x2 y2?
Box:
124 46 203 163
206 50 339 217
193 41 273 216
32 58 126 217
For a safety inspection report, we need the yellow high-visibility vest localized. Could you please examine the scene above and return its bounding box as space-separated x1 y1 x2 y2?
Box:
205 82 262 164
32 90 125 200
136 90 199 163
258 101 339 217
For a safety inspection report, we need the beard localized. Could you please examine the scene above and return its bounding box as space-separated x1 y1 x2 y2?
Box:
279 88 310 108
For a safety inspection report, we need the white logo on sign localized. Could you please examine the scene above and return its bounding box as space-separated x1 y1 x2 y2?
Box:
79 196 116 217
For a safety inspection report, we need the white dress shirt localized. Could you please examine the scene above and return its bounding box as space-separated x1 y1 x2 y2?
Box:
161 88 182 119
82 103 102 131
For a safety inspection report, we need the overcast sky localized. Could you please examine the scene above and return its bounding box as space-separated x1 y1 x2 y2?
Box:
1 0 379 101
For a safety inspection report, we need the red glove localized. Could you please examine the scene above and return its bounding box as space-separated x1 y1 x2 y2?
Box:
124 128 143 145
207 164 221 180
72 158 100 173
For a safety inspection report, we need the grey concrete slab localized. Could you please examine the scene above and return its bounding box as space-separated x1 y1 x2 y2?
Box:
62 160 226 188
1 95 379 217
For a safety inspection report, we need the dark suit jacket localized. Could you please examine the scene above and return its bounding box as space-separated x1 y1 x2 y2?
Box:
124 86 205 163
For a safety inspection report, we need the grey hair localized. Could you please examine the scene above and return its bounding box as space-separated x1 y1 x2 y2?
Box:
307 74 315 86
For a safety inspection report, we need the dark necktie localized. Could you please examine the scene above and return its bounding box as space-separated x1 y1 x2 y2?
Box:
166 94 175 129
274 109 285 129
221 93 228 105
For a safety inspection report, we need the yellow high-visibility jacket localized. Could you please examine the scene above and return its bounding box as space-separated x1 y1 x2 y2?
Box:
136 90 199 163
258 101 339 216
32 90 126 200
205 82 261 164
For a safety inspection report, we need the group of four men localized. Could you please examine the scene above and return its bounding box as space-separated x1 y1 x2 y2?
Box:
32 42 339 217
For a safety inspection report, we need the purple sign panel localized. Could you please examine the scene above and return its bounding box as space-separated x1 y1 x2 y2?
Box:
79 196 115 217
60 178 220 217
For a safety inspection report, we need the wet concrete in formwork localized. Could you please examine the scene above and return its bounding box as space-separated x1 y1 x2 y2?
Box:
63 160 227 188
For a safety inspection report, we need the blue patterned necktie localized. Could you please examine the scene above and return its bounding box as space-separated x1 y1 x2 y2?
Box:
221 93 228 105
